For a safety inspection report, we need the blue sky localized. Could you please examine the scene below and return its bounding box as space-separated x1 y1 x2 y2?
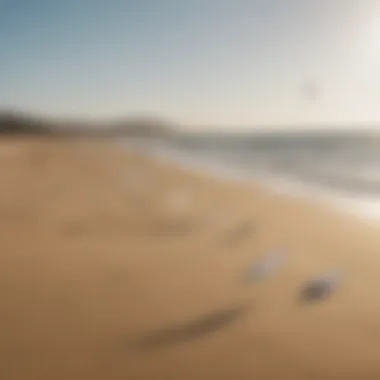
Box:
1 0 380 128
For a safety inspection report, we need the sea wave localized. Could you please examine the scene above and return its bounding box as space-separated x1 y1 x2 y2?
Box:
120 133 380 220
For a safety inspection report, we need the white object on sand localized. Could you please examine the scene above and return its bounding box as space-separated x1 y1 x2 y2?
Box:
244 248 288 283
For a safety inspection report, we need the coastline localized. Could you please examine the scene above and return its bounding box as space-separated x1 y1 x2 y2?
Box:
1 138 380 379
128 140 380 224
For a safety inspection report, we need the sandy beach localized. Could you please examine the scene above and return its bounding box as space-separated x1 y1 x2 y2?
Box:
1 137 380 380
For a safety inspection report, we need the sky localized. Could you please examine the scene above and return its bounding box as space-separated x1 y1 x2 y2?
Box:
1 0 380 129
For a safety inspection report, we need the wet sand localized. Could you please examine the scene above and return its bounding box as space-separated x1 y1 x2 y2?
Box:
1 138 380 379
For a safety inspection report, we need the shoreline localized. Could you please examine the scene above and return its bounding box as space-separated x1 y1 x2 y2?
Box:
124 142 380 225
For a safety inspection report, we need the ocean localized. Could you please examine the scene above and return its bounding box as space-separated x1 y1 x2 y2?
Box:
121 130 380 221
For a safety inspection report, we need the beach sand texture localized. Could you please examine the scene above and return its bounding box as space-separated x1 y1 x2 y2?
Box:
0 138 380 380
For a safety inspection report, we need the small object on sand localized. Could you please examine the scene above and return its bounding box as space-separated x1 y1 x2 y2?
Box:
243 248 287 284
224 220 256 247
300 269 344 303
133 298 254 350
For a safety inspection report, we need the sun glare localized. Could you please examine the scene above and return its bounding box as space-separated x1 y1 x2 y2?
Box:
363 12 380 58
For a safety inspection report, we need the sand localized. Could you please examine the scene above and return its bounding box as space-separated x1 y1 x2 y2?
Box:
1 137 380 379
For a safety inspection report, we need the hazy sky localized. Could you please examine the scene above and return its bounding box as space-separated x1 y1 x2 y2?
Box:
1 0 380 128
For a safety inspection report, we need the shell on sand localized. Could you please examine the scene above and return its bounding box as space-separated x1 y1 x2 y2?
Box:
300 268 344 302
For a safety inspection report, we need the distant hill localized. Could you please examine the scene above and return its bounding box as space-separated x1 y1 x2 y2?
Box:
0 111 177 138
0 111 53 135
106 116 176 138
